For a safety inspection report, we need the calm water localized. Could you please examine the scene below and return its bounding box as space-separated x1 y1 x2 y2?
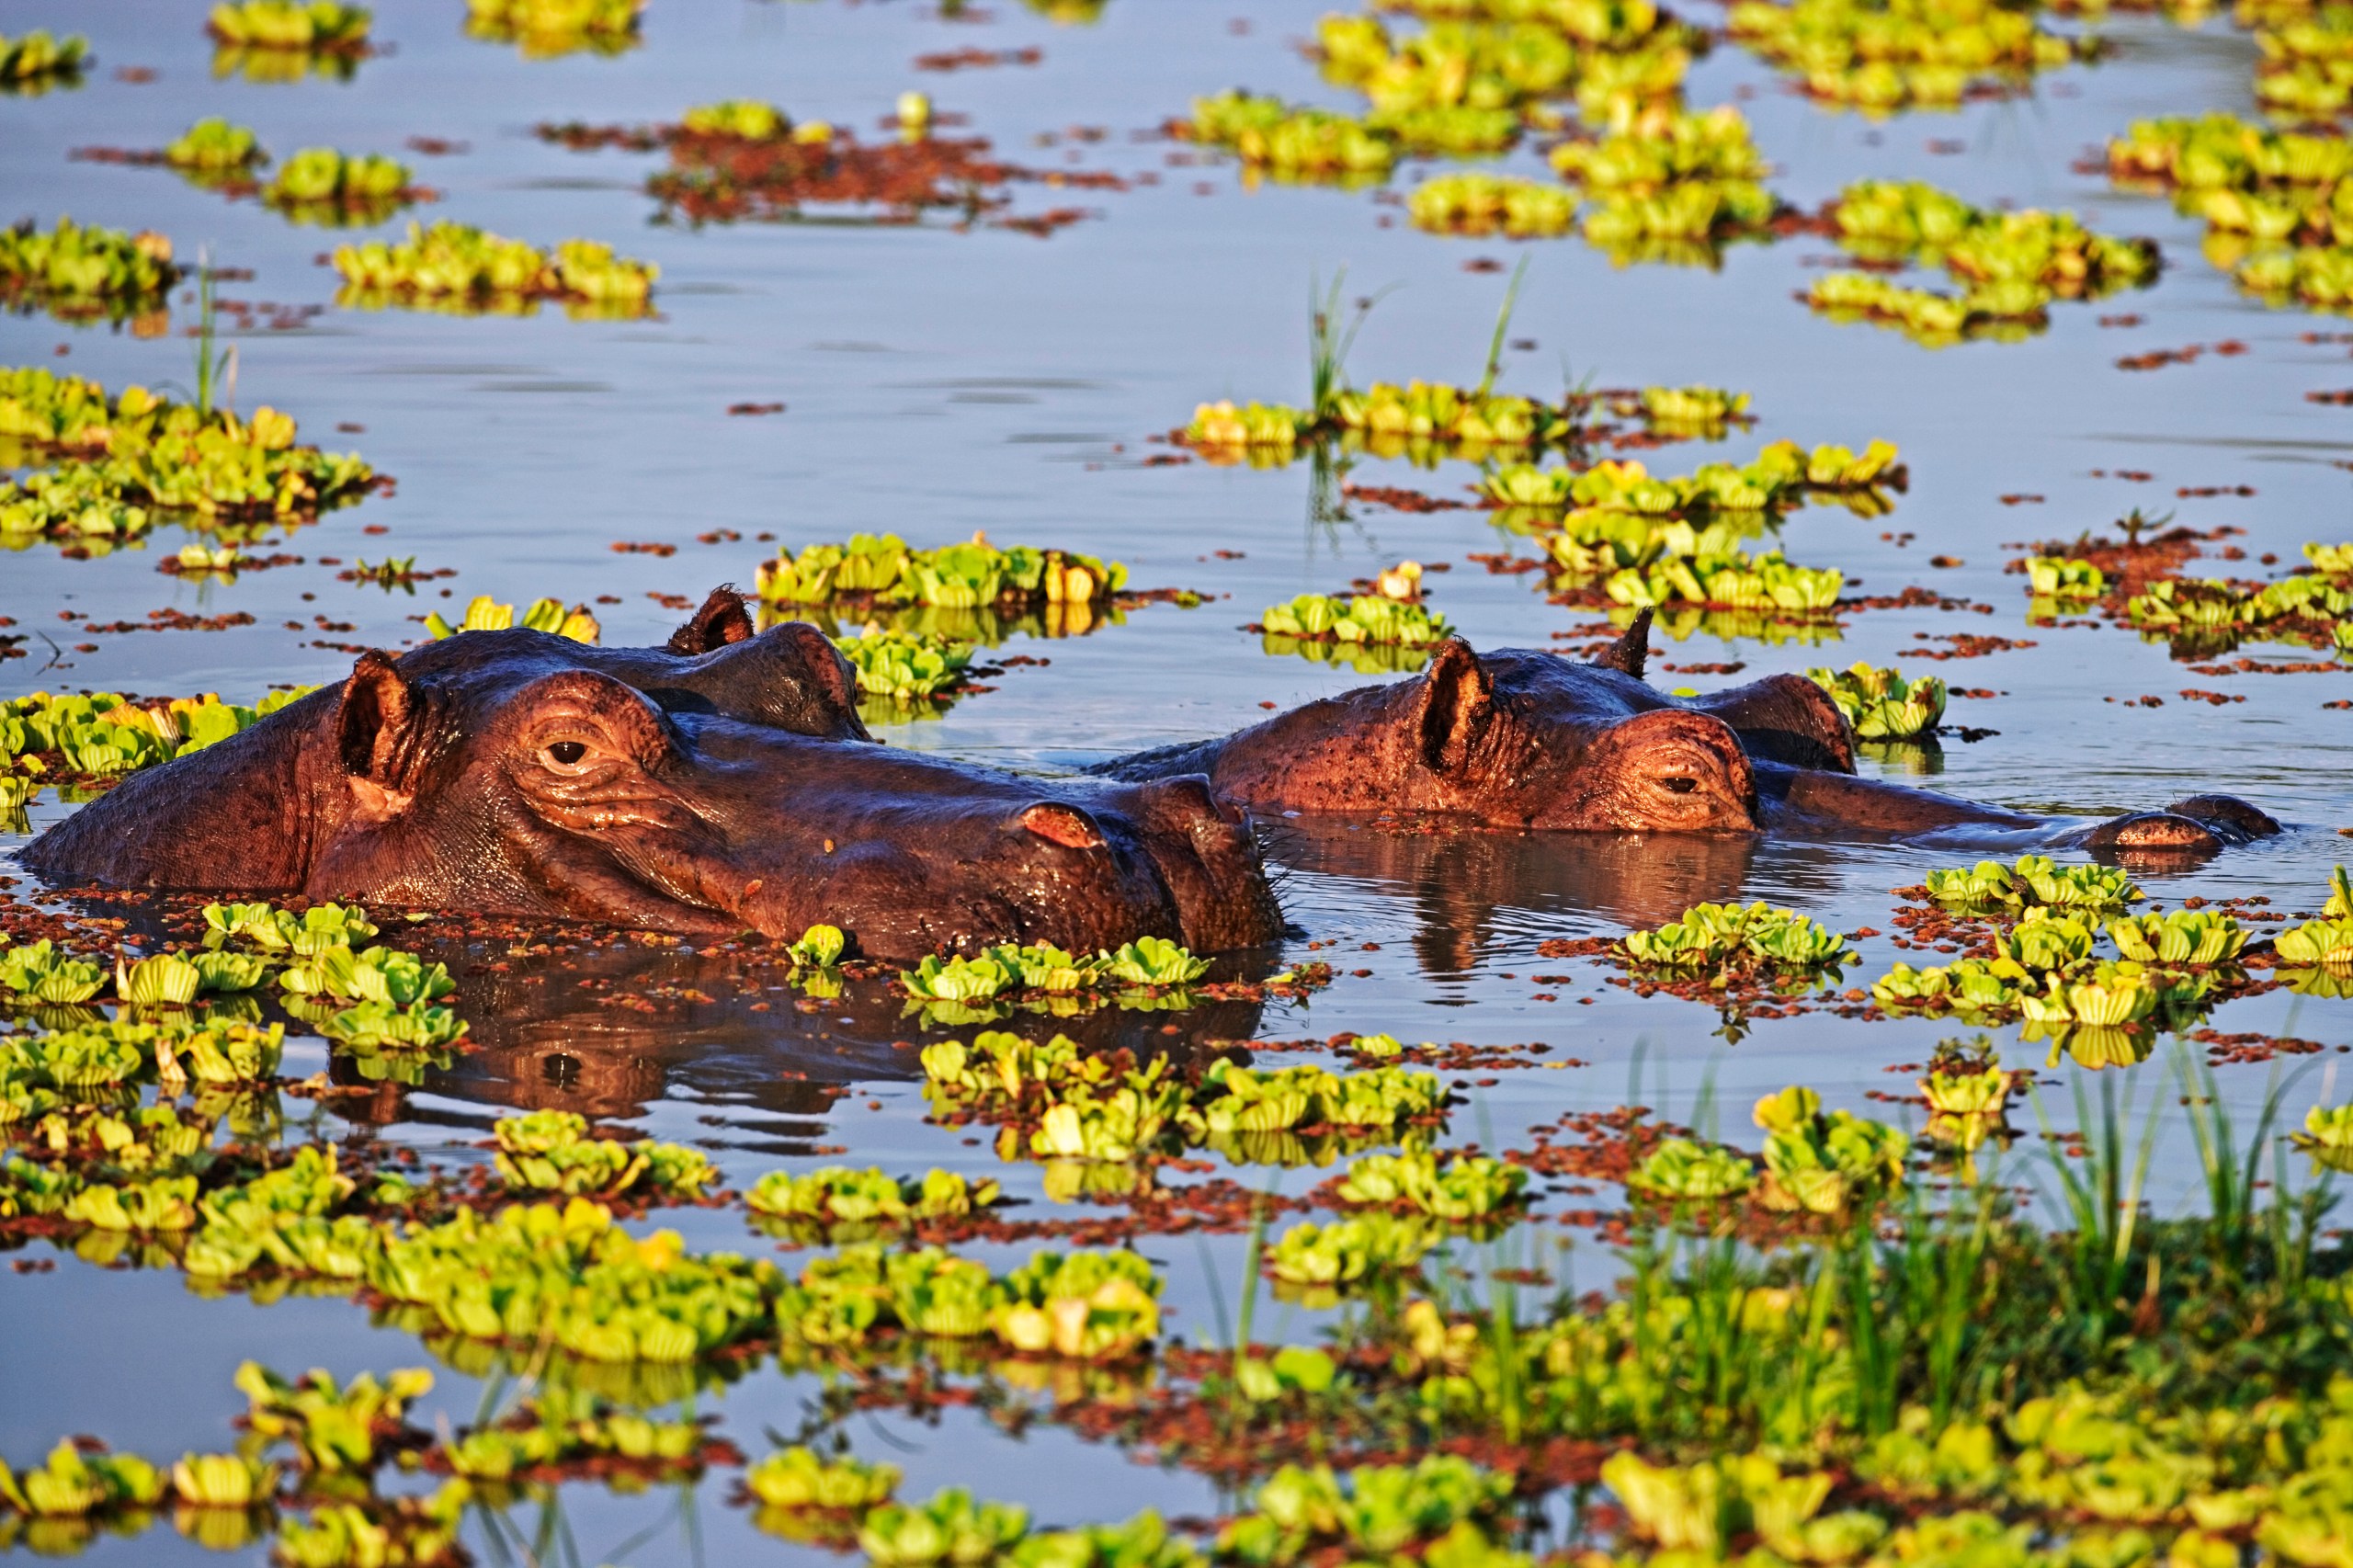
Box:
4 1 2351 1561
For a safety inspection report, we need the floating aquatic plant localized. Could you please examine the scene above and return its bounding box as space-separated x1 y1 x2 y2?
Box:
1406 174 1578 237
1626 1137 1757 1199
1335 1149 1529 1221
1805 662 1947 738
746 1445 902 1513
1805 271 2052 347
261 148 419 226
0 30 85 93
0 1441 164 1517
1832 181 2159 298
423 594 600 642
1753 1085 1908 1216
834 627 973 713
1726 0 2086 111
333 221 656 318
2027 555 2106 598
1923 854 2139 910
759 533 1125 613
745 1165 999 1233
0 218 178 324
165 119 267 173
1620 900 1856 972
207 2 371 51
465 0 643 57
491 1110 715 1200
1258 592 1452 648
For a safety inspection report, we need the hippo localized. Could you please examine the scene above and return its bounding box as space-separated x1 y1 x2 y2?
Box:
21 592 1281 960
1093 613 2282 854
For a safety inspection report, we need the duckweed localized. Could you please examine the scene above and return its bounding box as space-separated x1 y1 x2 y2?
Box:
1806 662 1948 738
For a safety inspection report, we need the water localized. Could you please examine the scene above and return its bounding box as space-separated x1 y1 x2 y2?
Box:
4 1 2352 1562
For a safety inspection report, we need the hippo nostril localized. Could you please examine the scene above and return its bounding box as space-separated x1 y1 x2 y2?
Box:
1663 777 1697 794
1017 801 1107 849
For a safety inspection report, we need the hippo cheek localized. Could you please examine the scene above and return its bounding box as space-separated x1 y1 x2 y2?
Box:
1124 776 1283 951
1539 709 1760 833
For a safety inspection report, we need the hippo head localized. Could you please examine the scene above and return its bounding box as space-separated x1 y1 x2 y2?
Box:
1141 610 1857 835
1401 638 1768 832
24 594 1283 960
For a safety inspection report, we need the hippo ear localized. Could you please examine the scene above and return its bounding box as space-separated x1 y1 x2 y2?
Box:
1591 607 1652 680
1415 637 1495 775
335 650 425 792
666 585 756 655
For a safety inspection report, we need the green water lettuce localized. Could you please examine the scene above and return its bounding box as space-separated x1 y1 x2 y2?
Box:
1626 1136 1757 1199
2105 908 2246 966
1337 1149 1528 1220
371 1199 781 1363
466 0 643 56
756 533 1124 611
491 1110 715 1200
1620 899 1855 971
423 593 600 642
262 149 415 225
1806 662 1947 739
0 938 106 1004
835 628 973 711
1266 1212 1438 1299
1753 1085 1908 1215
334 220 655 317
745 1165 999 1229
0 30 88 90
746 1445 902 1510
0 1441 164 1517
234 1361 430 1471
992 1249 1162 1358
1727 0 2084 110
0 218 178 319
1407 174 1578 237
1260 592 1451 648
2028 554 2107 601
208 2 371 49
858 1487 1030 1567
165 119 267 172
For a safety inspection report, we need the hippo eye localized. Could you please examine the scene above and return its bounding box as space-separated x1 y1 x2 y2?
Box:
545 741 587 767
1662 776 1697 794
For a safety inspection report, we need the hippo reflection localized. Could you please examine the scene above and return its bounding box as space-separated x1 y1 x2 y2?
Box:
24 595 1281 960
389 933 1267 1126
1097 614 2282 855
